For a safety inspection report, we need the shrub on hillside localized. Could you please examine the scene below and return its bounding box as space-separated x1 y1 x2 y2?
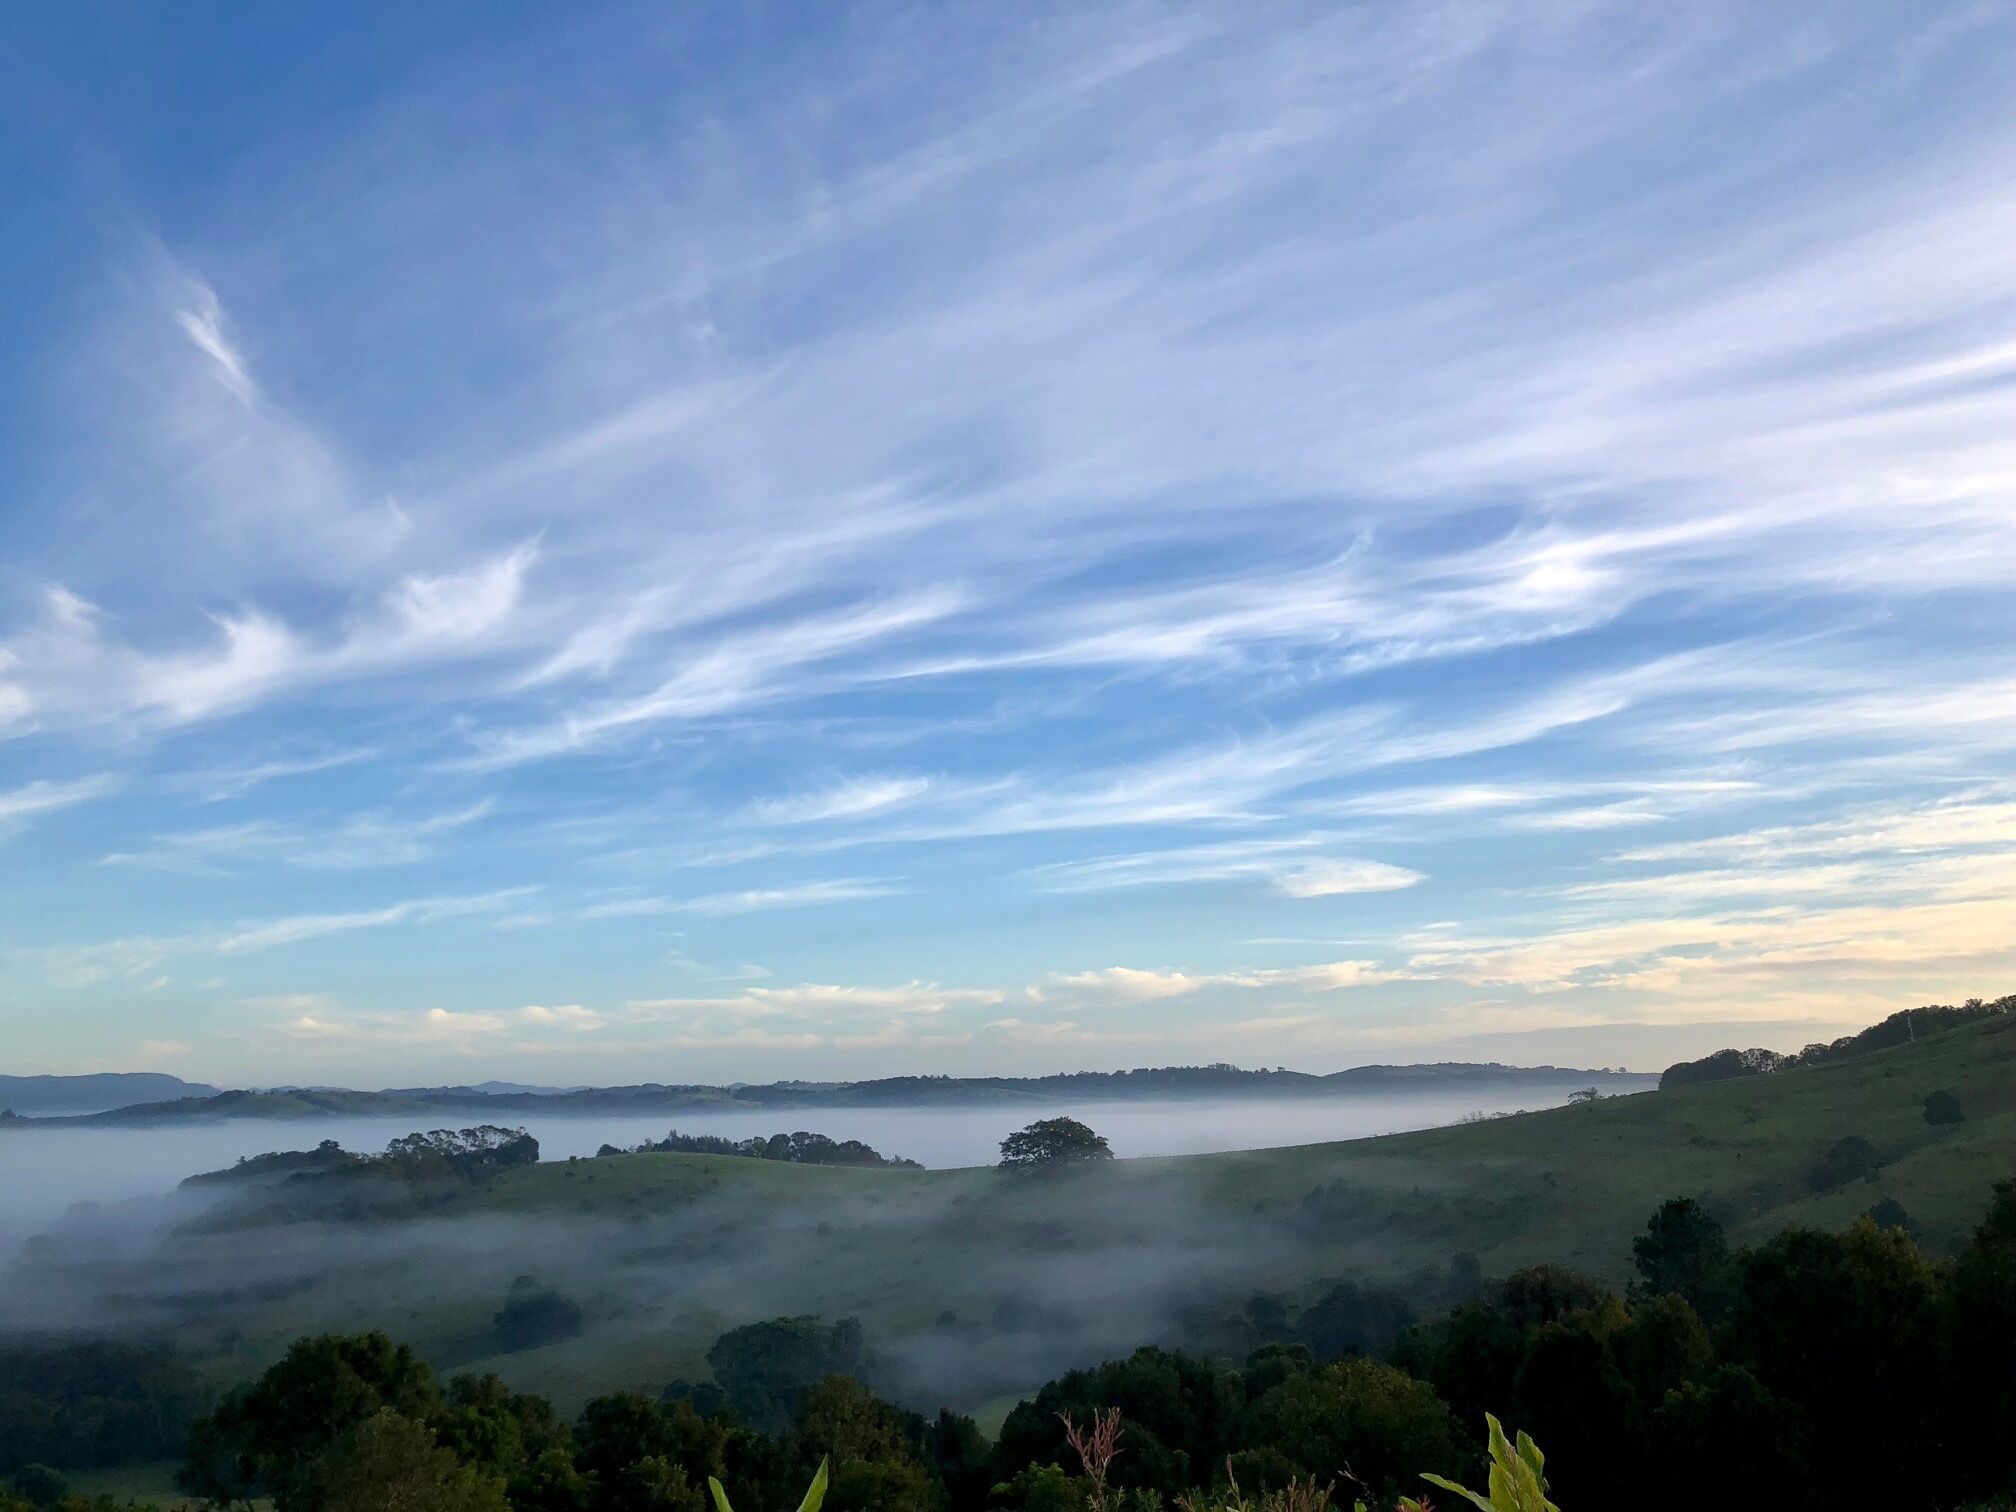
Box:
1803 1134 1880 1192
493 1278 585 1353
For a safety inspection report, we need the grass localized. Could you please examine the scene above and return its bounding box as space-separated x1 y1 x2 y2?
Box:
107 1014 2016 1415
1173 1006 2016 1270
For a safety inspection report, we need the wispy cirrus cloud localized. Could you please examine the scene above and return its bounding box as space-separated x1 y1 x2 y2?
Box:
101 800 497 874
0 775 117 827
10 4 2016 1079
1024 835 1423 898
579 880 906 920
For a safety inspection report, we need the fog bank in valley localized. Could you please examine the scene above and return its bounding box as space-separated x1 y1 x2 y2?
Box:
0 1086 1609 1411
0 1086 1595 1249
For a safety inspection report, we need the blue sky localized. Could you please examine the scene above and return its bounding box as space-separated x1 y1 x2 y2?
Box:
4 2 2016 1086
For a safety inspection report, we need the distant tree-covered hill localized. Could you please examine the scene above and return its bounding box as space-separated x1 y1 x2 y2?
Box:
2 1060 1654 1126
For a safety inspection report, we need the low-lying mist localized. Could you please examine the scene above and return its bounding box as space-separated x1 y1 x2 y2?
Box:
0 1086 1589 1248
0 1087 1594 1414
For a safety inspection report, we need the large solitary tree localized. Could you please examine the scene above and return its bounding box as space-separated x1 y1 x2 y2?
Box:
997 1117 1113 1172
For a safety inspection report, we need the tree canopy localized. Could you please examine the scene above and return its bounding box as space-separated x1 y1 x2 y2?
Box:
997 1117 1113 1172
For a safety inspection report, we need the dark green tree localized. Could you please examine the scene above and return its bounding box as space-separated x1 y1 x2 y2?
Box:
1647 1366 1811 1512
1922 1088 1964 1125
789 1376 932 1512
1294 1280 1417 1360
1389 1304 1525 1436
1495 1264 1608 1328
573 1395 726 1512
1802 1134 1879 1192
434 1372 577 1506
5 1467 64 1511
920 1407 992 1511
1245 1357 1470 1501
179 1332 442 1510
994 1347 1243 1495
1630 1198 1730 1316
1723 1219 1943 1508
493 1278 586 1353
997 1118 1113 1172
300 1409 508 1512
705 1318 871 1435
1945 1180 2016 1499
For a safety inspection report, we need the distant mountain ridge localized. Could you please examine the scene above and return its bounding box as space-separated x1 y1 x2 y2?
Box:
0 1060 1652 1127
0 1071 219 1115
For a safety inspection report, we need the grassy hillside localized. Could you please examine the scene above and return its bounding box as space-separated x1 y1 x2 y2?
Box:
29 1013 2011 1415
466 1005 2014 1259
1184 1004 2016 1268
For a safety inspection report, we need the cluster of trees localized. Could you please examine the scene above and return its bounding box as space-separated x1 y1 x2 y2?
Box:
179 1139 363 1187
153 1175 2015 1511
1660 994 2013 1089
376 1126 542 1180
0 1342 204 1476
175 1126 544 1228
596 1130 920 1169
183 1126 540 1194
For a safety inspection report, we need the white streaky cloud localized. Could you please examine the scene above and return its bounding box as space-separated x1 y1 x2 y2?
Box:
748 775 934 825
0 775 117 824
99 801 497 873
1049 959 1400 1004
418 1007 509 1037
630 981 1001 1020
1025 834 1422 898
1403 840 2016 994
178 748 379 802
276 1007 512 1046
291 801 498 870
214 888 538 954
0 542 539 738
671 879 904 916
577 897 683 920
136 609 302 723
1272 858 1427 898
173 282 256 404
1673 675 2016 756
1048 967 1203 1002
517 1004 608 1031
240 992 340 1013
1511 800 1672 831
1618 794 2016 865
457 590 965 769
1241 960 1398 991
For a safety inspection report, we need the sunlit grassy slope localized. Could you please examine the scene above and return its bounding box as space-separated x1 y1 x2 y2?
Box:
471 1008 2014 1261
181 1014 2014 1410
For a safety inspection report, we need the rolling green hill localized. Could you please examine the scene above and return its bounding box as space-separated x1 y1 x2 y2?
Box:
93 1007 2007 1415
466 1003 2014 1251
